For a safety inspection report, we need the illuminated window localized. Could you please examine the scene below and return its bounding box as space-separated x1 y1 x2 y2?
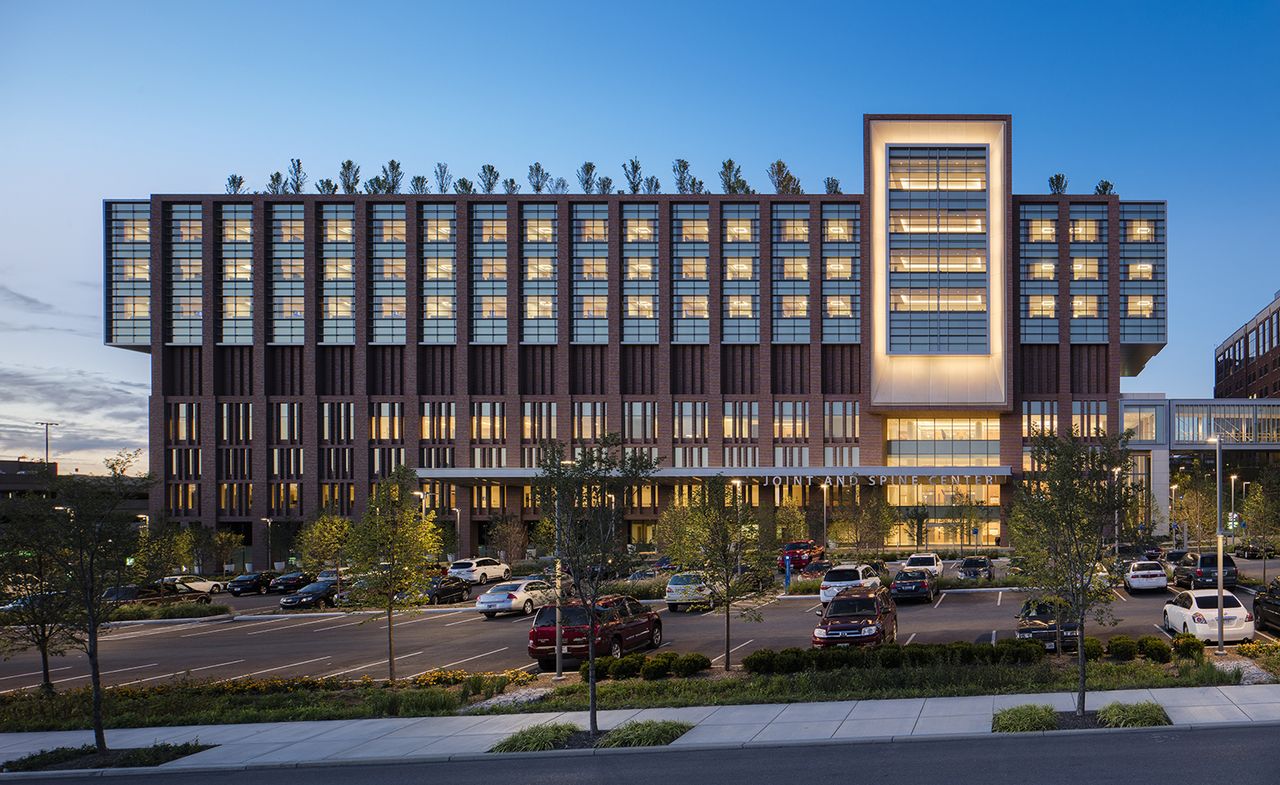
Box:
780 258 808 280
324 296 353 318
476 258 507 281
1029 262 1055 280
577 258 608 279
578 295 608 318
678 257 708 280
723 219 753 242
524 258 554 280
423 257 454 279
1126 220 1155 242
375 297 405 318
1070 219 1099 242
1072 295 1099 318
773 401 809 439
891 210 986 234
779 295 808 318
726 294 754 319
626 258 655 280
423 220 453 242
477 220 507 243
891 250 985 273
677 295 708 319
625 295 654 318
1128 262 1153 281
675 219 708 242
575 219 607 242
1072 401 1107 438
1027 219 1056 242
1021 401 1058 438
477 296 505 318
524 219 553 243
525 295 553 319
323 216 353 242
823 219 854 242
824 295 853 318
885 417 1000 467
471 401 505 441
724 257 754 280
1127 295 1154 318
824 257 854 280
1123 405 1158 441
891 289 987 313
423 296 454 319
778 219 808 242
625 219 655 242
1028 295 1056 318
1072 258 1100 280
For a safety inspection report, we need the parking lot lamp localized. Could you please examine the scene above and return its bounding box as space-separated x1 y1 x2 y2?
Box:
1209 435 1226 656
554 458 574 680
821 482 830 550
261 517 273 570
1169 484 1178 548
1112 467 1122 559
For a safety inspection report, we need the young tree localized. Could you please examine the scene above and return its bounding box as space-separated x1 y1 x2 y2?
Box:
901 504 930 548
766 160 802 194
131 523 195 583
689 177 707 194
533 437 658 735
502 177 520 194
225 174 246 194
265 171 285 194
830 486 895 559
454 177 475 194
486 512 528 563
1172 460 1217 548
338 160 361 194
1048 173 1069 194
1010 431 1136 716
672 159 693 194
719 159 752 194
550 177 569 194
346 465 442 682
1094 179 1115 195
210 530 244 574
287 158 307 194
824 176 842 195
315 178 339 194
433 162 453 194
642 175 661 194
478 164 501 194
296 512 352 591
621 158 643 194
1244 464 1280 584
528 162 551 193
656 476 764 670
409 175 430 194
55 450 149 753
363 175 389 194
951 491 987 553
774 502 807 545
576 161 597 194
380 160 405 193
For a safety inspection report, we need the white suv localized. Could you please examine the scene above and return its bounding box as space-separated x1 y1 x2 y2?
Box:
448 558 511 585
902 553 944 578
818 564 881 605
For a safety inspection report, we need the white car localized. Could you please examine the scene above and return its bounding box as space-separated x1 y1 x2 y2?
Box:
1163 589 1255 642
475 578 556 618
317 567 353 583
902 553 944 578
665 572 713 612
160 575 224 593
1122 560 1168 593
819 564 881 605
448 558 510 585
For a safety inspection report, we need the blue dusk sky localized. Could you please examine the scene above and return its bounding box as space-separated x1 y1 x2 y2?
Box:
0 1 1276 473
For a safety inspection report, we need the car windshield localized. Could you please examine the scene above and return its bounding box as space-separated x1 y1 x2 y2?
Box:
783 542 810 551
487 583 522 593
823 568 862 582
1200 555 1237 567
234 574 259 581
906 557 934 567
1021 602 1059 619
451 561 474 569
1194 595 1243 609
895 570 929 581
534 606 590 627
279 572 302 580
299 581 334 594
961 558 986 568
669 574 702 586
1132 562 1163 572
827 597 877 616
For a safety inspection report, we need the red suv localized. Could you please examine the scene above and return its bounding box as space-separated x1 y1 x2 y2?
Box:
811 587 898 648
528 594 662 671
778 540 825 572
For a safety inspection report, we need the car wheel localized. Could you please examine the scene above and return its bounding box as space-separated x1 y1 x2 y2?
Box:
1163 612 1170 631
502 569 511 580
889 620 898 644
258 585 266 595
667 603 680 613
430 595 439 606
610 637 624 658
650 624 663 649
522 600 533 616
483 612 496 619
1183 623 1190 635
210 584 221 593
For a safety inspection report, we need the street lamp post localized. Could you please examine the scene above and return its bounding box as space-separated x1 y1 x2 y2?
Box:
1170 484 1179 549
449 507 460 561
261 517 273 571
1210 436 1226 656
1231 474 1239 548
34 421 59 465
821 482 830 551
553 458 574 681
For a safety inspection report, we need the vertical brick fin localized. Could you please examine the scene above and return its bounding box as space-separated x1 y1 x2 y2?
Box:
162 347 202 395
518 346 556 396
1018 345 1059 395
620 345 657 395
771 345 809 395
670 345 707 395
267 346 304 396
418 346 455 396
720 345 758 395
468 345 505 396
316 346 354 396
214 346 253 396
820 344 861 395
570 345 608 395
366 346 403 396
1071 345 1110 395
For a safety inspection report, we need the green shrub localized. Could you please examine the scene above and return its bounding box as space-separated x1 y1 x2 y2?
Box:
773 648 808 674
599 577 668 600
995 639 1045 664
741 648 776 674
1096 701 1171 728
1083 637 1104 661
608 654 645 680
112 603 231 621
991 704 1058 733
640 657 672 681
580 656 615 682
876 644 905 668
1107 636 1138 662
671 653 712 677
1137 636 1172 663
784 578 822 595
1172 633 1205 662
595 720 693 748
489 722 580 753
904 644 939 667
1 742 212 772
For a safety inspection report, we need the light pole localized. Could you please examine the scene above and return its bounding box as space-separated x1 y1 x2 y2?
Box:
821 482 830 551
261 517 273 570
34 421 59 465
1210 435 1226 656
1170 484 1178 548
1231 474 1239 547
1242 480 1251 548
450 507 461 561
553 458 574 680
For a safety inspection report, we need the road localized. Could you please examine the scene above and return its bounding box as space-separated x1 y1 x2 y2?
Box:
12 725 1274 784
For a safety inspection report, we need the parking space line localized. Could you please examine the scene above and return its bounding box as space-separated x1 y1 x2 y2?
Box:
510 615 536 624
934 592 947 609
444 615 485 627
903 633 917 646
1257 630 1277 643
4 663 158 694
711 639 754 664
104 622 217 641
1153 624 1173 639
1112 588 1128 602
313 619 370 632
379 611 463 630
804 603 822 613
247 616 338 635
990 630 996 645
325 650 425 678
118 659 246 686
0 666 70 681
216 656 331 683
997 591 1002 606
412 647 509 677
181 617 288 638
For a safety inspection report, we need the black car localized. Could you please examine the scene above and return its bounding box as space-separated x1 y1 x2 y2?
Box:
1015 598 1079 652
279 580 338 610
227 572 278 596
268 571 314 594
1253 577 1280 631
103 583 211 607
397 575 470 605
1161 549 1189 571
1235 541 1277 560
889 568 937 602
955 556 995 581
1171 552 1238 589
798 560 835 578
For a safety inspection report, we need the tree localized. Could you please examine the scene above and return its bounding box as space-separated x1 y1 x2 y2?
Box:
502 178 520 194
672 159 693 194
454 177 475 194
689 177 707 194
209 530 243 573
364 175 389 194
1048 173 1069 194
55 450 148 753
380 160 405 193
824 176 842 195
339 160 361 194
901 504 930 548
265 172 286 194
346 465 442 682
830 486 894 558
433 163 453 194
1010 431 1136 717
131 523 195 583
1244 464 1280 584
773 502 807 545
596 176 614 195
315 178 338 194
766 160 802 194
577 161 597 194
409 175 430 194
550 177 569 194
486 512 528 563
225 174 246 194
478 164 501 194
0 494 83 694
530 516 555 555
533 436 658 734
951 491 987 553
656 476 764 670
1094 180 1115 195
287 158 307 194
621 158 643 194
1172 459 1217 548
296 512 352 591
719 159 752 194
642 175 661 194
528 162 551 193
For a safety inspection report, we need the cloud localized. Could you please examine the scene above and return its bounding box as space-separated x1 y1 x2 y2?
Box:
0 285 57 314
0 320 97 338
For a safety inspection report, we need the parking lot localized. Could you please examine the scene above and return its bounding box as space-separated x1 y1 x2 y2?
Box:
2 556 1276 692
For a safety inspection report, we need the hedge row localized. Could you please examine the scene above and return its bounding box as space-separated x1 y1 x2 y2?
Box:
579 651 713 682
741 639 1047 675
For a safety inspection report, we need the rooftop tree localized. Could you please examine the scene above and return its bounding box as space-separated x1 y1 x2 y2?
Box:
339 160 361 194
824 176 842 194
719 159 752 194
622 158 643 194
766 160 802 194
550 177 569 194
642 175 661 194
502 177 520 194
380 160 405 193
225 174 246 194
478 164 501 194
433 163 453 194
577 161 597 194
1094 179 1116 195
454 177 475 194
1048 173 1069 194
409 175 430 194
528 162 552 193
265 171 286 194
315 178 338 194
287 158 307 194
672 159 693 194
596 175 614 195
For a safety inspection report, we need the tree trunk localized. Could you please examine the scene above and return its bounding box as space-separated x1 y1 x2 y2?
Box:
86 612 106 752
39 639 52 695
724 600 732 671
386 601 396 683
1075 614 1087 717
587 622 598 735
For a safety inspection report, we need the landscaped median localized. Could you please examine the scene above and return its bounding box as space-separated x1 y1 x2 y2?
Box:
109 602 232 622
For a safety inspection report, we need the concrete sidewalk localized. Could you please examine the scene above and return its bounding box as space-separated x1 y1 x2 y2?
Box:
3 684 1280 773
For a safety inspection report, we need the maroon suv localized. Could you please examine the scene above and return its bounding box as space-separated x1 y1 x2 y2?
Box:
778 540 825 572
812 586 898 648
528 594 662 671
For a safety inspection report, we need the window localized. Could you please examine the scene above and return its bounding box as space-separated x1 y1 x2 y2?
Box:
890 210 986 234
525 295 553 319
578 295 608 318
575 219 607 242
773 401 809 440
524 259 554 280
625 295 654 318
1128 262 1154 281
1126 220 1155 242
423 219 453 242
725 257 754 280
824 295 853 318
780 258 808 280
1072 295 1099 318
477 296 505 318
1070 219 1100 242
777 219 808 242
823 219 854 242
726 294 754 319
423 257 454 280
370 403 403 441
573 402 607 442
576 258 607 279
476 258 507 281
477 220 507 243
1072 258 1100 280
423 296 454 319
678 257 707 280
1029 262 1055 280
824 257 854 280
470 402 505 441
626 258 655 280
723 401 759 440
1127 295 1154 317
1072 401 1108 438
673 401 707 441
779 295 808 318
1022 401 1058 438
892 289 987 313
675 219 708 242
723 219 753 243
823 401 858 440
623 401 656 442
885 417 1000 467
1123 405 1159 441
1027 219 1056 242
1028 295 1056 318
677 295 708 319
625 219 655 242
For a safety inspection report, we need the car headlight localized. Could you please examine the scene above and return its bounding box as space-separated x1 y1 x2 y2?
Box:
1016 632 1033 639
1062 630 1079 636
863 625 879 635
813 627 829 638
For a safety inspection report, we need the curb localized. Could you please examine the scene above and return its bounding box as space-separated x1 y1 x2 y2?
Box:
8 719 1280 779
103 614 233 628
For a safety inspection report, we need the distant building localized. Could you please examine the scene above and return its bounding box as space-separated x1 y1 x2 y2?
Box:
0 460 56 499
1215 290 1280 399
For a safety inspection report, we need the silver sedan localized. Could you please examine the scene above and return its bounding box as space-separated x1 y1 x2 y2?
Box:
474 579 557 618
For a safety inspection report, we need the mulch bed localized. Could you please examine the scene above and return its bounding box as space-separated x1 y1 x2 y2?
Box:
561 731 606 749
1055 710 1102 730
